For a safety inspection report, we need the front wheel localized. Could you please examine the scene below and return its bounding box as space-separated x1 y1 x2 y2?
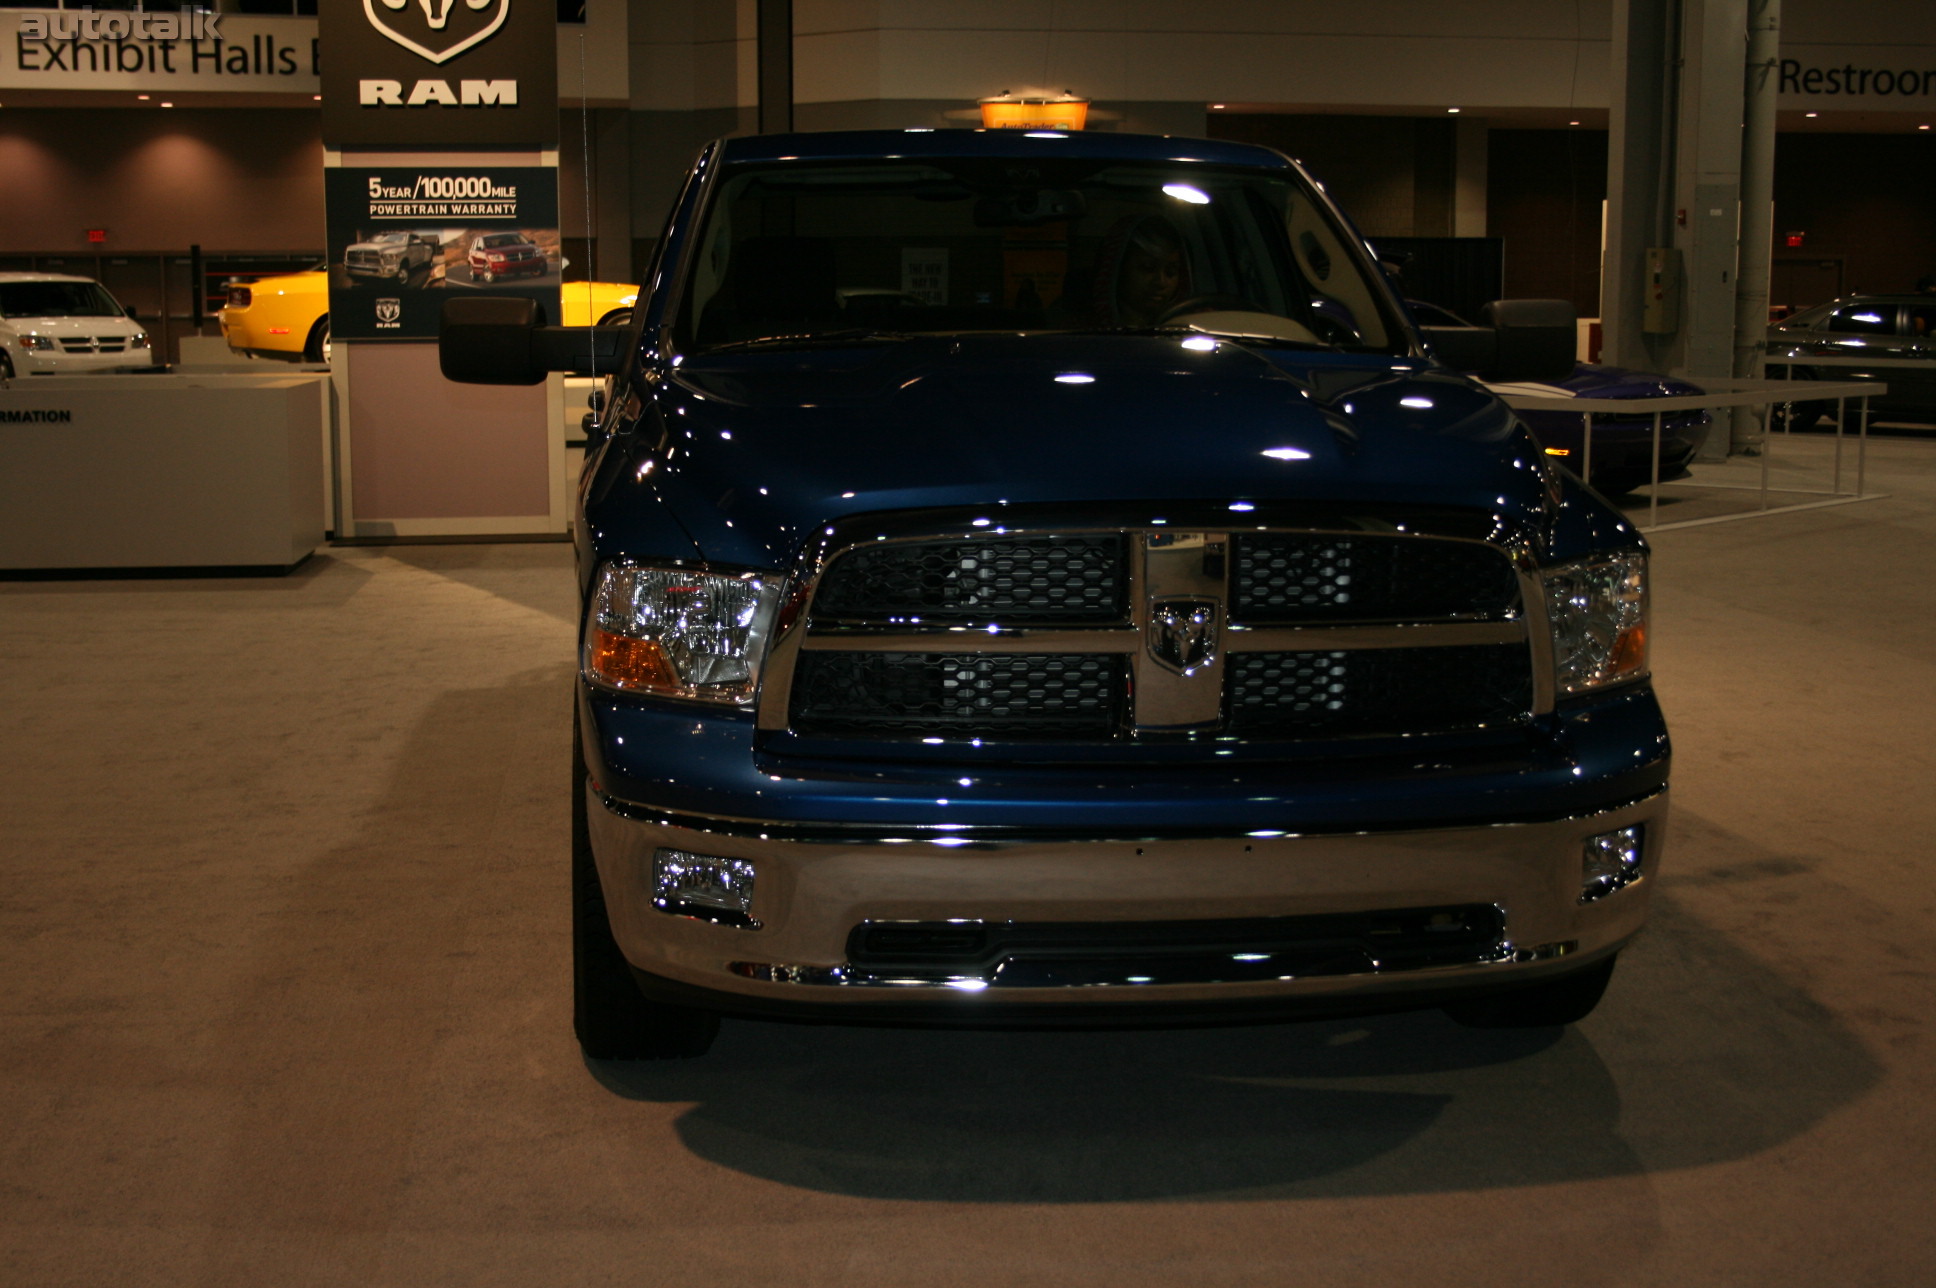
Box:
304 315 331 364
572 705 719 1060
1443 954 1618 1028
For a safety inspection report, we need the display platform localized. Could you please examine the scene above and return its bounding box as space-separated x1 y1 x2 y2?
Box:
0 373 329 574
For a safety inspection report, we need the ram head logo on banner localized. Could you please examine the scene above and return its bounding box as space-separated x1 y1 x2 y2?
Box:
366 0 509 64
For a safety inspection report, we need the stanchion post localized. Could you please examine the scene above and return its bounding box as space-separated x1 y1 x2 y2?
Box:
1649 410 1662 528
1832 394 1845 495
1857 396 1870 497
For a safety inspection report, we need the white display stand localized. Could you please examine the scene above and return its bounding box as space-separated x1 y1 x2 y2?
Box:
0 374 328 572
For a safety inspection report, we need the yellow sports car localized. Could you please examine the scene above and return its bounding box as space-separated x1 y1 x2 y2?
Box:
219 272 638 364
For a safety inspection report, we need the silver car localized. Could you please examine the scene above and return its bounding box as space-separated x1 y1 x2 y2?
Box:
1766 294 1936 425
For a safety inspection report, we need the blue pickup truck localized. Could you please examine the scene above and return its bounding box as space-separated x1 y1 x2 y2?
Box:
439 129 1668 1059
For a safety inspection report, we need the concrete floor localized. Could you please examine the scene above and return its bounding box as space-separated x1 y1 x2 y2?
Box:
4 434 1935 1285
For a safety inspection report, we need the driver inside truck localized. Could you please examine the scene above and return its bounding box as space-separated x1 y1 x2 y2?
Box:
1096 213 1189 327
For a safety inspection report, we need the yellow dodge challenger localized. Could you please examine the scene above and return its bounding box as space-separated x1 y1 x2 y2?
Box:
219 271 637 363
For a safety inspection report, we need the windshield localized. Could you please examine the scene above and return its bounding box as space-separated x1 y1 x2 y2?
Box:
0 280 124 319
675 158 1403 353
478 233 522 248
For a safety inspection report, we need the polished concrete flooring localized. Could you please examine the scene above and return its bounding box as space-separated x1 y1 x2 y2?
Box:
4 434 1934 1285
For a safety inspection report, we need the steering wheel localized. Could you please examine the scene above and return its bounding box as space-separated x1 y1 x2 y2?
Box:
1155 293 1266 325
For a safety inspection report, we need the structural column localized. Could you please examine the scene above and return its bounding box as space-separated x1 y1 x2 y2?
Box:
1602 0 1678 372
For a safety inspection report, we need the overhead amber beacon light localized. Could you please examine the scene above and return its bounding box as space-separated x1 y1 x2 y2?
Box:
980 93 1089 131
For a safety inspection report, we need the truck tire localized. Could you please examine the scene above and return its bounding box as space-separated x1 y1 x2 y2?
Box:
1442 953 1617 1028
572 705 719 1060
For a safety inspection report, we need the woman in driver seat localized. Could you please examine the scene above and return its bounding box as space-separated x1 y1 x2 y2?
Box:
1091 214 1189 327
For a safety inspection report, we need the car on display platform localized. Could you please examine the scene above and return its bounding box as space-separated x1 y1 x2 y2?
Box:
469 231 550 283
343 230 441 285
220 274 637 364
438 129 1669 1061
1765 294 1936 427
1408 300 1712 496
0 272 154 377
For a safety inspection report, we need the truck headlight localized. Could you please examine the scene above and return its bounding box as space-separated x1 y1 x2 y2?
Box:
24 335 58 351
1542 553 1648 694
585 562 787 704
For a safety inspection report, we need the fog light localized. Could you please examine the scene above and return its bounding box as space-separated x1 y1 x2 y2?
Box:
1581 825 1643 902
652 849 759 928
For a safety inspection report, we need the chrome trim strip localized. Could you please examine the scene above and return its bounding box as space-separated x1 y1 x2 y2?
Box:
1515 560 1558 716
799 628 1141 654
595 785 1668 847
723 937 1585 992
1224 620 1527 651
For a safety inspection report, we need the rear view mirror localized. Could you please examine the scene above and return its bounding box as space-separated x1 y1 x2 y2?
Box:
440 296 630 385
974 189 1086 227
1422 298 1577 384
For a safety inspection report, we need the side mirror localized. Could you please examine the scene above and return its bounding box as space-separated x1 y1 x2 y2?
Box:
439 295 630 384
1422 298 1577 383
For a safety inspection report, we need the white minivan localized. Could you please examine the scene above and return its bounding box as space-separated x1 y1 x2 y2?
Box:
0 273 154 377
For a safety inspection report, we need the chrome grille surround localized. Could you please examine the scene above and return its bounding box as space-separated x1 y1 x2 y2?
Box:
760 514 1552 742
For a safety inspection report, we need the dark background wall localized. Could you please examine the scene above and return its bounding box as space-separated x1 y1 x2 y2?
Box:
1487 128 1609 316
1205 112 1457 238
1770 132 1936 303
0 109 325 255
6 107 1935 323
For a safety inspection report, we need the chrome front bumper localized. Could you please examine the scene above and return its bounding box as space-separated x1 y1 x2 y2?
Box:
586 787 1666 1014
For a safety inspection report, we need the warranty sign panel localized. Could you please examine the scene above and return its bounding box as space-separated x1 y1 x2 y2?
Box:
318 0 555 147
326 164 560 340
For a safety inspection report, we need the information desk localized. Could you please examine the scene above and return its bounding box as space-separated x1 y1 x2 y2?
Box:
0 374 328 573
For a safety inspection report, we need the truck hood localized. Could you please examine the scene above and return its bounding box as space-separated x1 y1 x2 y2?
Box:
600 333 1552 569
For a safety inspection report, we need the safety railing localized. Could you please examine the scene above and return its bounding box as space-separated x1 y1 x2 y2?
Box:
1496 373 1883 530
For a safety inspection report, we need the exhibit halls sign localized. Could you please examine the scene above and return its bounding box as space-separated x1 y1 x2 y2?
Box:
1 10 319 92
318 0 557 149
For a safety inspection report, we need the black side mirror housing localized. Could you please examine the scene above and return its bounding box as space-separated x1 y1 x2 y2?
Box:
1422 298 1577 383
439 295 630 384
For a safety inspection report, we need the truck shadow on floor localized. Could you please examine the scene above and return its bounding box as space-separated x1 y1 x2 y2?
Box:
594 866 1879 1203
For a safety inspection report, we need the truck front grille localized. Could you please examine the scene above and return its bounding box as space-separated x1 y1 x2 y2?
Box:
791 651 1125 738
771 523 1538 746
811 534 1125 624
1233 532 1520 622
1226 644 1531 737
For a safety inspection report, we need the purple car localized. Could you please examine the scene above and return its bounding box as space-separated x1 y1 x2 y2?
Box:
1410 301 1712 496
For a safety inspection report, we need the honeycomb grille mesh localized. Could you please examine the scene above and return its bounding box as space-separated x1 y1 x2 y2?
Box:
811 535 1126 624
1232 534 1519 623
1227 644 1531 737
791 652 1125 738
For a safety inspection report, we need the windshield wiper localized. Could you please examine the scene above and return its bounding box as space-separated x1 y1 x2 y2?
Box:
701 328 915 354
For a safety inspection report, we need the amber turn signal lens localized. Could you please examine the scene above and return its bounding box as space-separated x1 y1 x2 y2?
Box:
589 629 679 690
1609 622 1648 678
